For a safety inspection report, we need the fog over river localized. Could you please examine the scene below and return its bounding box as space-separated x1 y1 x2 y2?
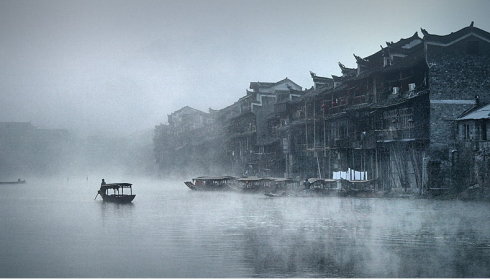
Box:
0 177 489 277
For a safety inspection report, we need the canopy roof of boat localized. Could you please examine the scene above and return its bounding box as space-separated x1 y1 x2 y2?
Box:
237 176 274 182
193 176 235 181
308 178 337 183
100 183 132 190
271 177 296 182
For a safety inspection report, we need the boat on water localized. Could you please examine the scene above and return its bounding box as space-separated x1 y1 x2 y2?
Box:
229 176 276 193
303 178 340 196
0 179 26 185
184 176 236 191
95 182 135 203
339 179 377 197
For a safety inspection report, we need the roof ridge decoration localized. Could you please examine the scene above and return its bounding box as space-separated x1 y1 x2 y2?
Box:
353 54 365 63
338 62 357 77
353 54 370 67
412 31 419 38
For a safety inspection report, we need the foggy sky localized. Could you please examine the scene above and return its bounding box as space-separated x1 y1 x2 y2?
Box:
1 0 489 136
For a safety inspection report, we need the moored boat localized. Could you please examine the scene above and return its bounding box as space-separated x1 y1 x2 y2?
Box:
339 179 377 197
304 178 340 196
95 182 135 203
229 176 275 193
0 178 26 185
184 176 236 191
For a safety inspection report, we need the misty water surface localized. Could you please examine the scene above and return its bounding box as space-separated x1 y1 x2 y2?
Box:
1 177 490 277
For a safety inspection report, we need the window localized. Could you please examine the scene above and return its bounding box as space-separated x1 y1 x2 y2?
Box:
408 83 416 92
463 124 471 140
339 126 347 139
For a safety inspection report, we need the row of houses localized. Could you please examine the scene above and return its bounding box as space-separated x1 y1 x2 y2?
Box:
154 22 490 194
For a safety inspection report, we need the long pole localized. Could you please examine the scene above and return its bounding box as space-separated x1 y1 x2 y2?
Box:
317 156 322 179
313 98 316 149
305 100 308 149
323 101 326 177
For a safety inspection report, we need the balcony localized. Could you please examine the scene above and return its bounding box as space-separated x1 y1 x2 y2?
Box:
376 128 415 142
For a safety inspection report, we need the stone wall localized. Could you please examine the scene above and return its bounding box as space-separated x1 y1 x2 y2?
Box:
427 38 490 151
425 36 490 191
429 102 475 150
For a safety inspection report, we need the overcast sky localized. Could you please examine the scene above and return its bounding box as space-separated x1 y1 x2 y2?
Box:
1 0 489 136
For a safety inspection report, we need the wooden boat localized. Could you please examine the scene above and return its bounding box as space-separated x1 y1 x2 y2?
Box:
271 178 298 189
263 178 299 195
184 176 236 191
303 178 340 196
0 179 26 185
229 176 275 193
95 183 135 203
339 179 376 197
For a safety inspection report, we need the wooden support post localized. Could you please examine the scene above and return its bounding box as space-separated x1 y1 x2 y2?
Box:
313 98 316 149
305 100 308 150
316 155 322 179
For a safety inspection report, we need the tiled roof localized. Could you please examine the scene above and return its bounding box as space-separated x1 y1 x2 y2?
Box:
386 32 421 49
422 22 490 44
457 104 490 120
249 78 302 91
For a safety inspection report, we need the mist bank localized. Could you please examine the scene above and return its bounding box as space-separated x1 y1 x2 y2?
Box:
0 122 156 180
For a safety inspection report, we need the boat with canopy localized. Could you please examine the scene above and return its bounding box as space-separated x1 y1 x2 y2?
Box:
95 182 135 203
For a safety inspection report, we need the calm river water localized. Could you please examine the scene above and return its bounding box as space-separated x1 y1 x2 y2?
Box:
1 177 490 277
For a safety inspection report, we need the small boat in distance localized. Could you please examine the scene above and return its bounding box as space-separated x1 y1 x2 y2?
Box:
95 182 135 203
184 176 236 191
0 178 26 185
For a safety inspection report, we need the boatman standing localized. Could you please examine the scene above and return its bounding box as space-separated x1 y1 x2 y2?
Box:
101 179 106 185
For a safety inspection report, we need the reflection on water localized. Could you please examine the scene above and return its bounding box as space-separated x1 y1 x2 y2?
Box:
0 177 489 277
